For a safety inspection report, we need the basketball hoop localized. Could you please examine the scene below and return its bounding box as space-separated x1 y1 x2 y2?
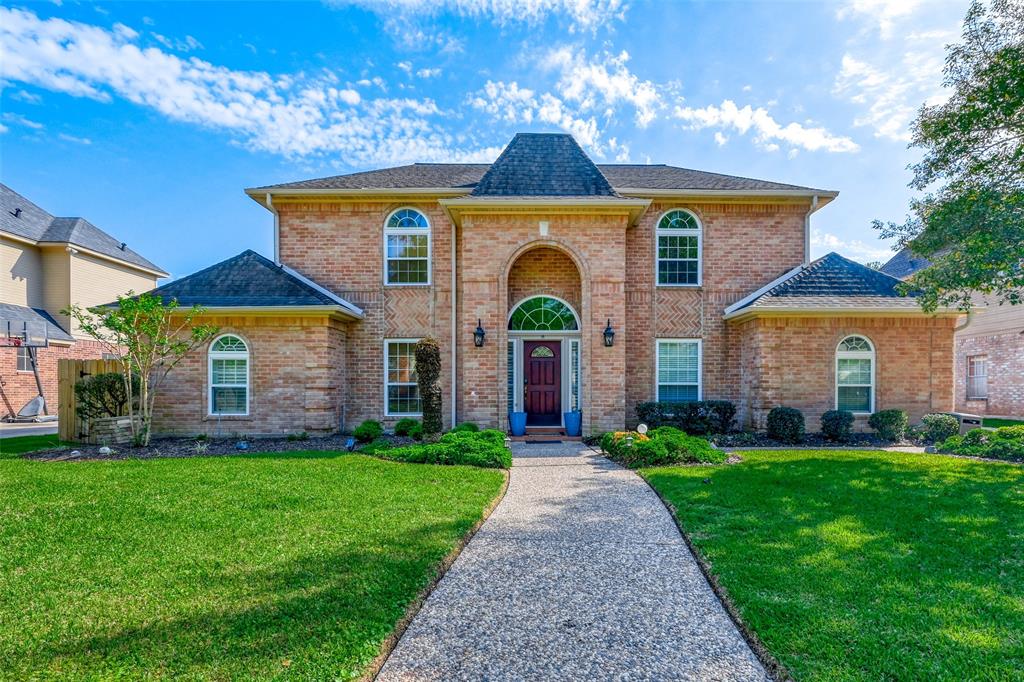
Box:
0 319 48 348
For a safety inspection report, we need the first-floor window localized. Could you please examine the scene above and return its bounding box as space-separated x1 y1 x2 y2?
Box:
656 339 701 402
209 335 249 416
386 340 421 416
967 355 988 399
836 335 874 413
16 347 31 372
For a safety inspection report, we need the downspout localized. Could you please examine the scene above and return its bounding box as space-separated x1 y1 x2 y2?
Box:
266 193 280 264
450 220 457 428
804 194 819 265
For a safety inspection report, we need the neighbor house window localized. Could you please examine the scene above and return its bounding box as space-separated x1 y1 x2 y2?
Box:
656 209 702 286
16 347 31 372
209 335 249 416
385 340 421 416
384 208 430 285
656 339 702 402
836 335 874 413
967 355 987 399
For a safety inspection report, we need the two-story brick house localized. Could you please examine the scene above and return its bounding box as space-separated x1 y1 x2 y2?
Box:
148 133 959 436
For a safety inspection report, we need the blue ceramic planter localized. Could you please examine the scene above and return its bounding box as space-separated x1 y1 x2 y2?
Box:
509 411 527 436
563 410 582 437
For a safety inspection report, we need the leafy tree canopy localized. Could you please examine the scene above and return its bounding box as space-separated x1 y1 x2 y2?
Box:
874 0 1023 311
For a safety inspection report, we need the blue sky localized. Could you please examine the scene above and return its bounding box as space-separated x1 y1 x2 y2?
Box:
1 0 970 280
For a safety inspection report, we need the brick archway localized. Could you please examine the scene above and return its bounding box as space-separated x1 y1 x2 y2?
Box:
506 247 583 315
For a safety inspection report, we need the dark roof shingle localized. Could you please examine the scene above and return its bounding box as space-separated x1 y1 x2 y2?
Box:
471 133 616 197
0 303 74 343
879 246 932 280
145 250 360 314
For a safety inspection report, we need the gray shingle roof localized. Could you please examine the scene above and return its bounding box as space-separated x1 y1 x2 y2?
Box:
471 133 617 197
248 134 832 195
729 252 922 314
879 246 932 280
0 303 74 343
0 184 166 275
145 250 361 315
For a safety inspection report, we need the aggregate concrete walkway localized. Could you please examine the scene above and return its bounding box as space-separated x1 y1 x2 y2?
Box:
377 442 770 681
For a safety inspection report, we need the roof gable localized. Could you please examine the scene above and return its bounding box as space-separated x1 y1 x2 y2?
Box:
471 133 617 197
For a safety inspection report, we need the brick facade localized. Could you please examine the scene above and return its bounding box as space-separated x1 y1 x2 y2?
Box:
0 340 107 418
955 331 1024 418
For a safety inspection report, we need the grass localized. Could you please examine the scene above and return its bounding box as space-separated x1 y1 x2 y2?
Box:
642 450 1024 681
0 452 504 680
0 433 66 458
984 417 1024 428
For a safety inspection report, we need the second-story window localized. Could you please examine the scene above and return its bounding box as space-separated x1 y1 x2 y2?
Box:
384 208 430 285
656 208 702 286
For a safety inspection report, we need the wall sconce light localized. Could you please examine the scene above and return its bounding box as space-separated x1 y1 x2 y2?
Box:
474 319 486 347
603 319 615 347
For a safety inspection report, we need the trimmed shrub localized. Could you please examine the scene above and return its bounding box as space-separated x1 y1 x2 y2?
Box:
74 372 140 421
634 401 736 435
600 431 649 458
921 413 959 443
997 425 1024 440
408 423 424 440
767 407 805 444
619 438 671 467
451 422 480 433
393 418 419 437
821 410 855 443
650 426 724 464
353 420 383 443
358 437 392 455
382 429 510 468
940 428 1024 461
869 409 909 442
415 338 443 437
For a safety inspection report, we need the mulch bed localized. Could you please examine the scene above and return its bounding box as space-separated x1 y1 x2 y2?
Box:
25 433 415 462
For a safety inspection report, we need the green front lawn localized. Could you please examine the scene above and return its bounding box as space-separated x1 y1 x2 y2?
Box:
984 417 1024 428
0 452 504 680
0 433 65 457
643 450 1024 681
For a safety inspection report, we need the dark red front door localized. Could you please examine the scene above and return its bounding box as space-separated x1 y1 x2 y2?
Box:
524 341 561 426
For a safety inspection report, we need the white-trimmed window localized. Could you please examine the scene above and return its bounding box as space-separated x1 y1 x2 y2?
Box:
656 209 702 286
384 208 430 285
16 347 31 372
836 335 874 413
209 335 249 416
385 339 422 416
656 339 702 402
967 355 988 399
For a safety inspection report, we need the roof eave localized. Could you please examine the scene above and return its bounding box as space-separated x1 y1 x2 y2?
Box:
245 186 473 209
616 188 838 205
33 241 168 278
173 304 364 321
723 305 963 322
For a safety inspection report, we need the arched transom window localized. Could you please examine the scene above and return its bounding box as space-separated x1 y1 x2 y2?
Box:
656 209 702 286
209 334 249 416
384 207 430 285
508 296 579 331
836 335 875 413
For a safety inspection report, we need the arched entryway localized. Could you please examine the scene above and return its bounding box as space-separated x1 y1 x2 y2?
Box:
506 247 583 428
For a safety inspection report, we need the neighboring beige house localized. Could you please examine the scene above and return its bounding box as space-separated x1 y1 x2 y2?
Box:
881 248 1024 418
0 184 167 417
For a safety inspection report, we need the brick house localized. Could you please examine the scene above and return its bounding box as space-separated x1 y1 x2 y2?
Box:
0 184 167 418
148 133 960 437
881 248 1023 419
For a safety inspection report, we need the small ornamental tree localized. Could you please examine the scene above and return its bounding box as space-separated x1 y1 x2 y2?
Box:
64 292 218 446
415 337 443 436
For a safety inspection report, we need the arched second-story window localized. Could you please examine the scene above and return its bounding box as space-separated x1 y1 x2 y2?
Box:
836 335 874 413
656 209 702 286
384 207 430 285
209 334 249 416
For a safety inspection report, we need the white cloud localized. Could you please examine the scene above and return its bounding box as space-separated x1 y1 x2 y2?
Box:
329 0 628 32
416 67 441 78
10 89 42 104
58 132 91 144
0 123 8 134
2 112 44 129
713 131 728 146
541 48 661 128
811 228 892 263
673 100 859 153
837 0 922 39
152 32 203 52
396 60 412 73
0 7 500 164
469 80 601 151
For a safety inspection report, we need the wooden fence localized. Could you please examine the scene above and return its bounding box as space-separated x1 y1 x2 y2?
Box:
57 358 122 442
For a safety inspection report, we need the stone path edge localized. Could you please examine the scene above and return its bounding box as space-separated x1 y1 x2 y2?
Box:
637 470 791 682
363 468 511 682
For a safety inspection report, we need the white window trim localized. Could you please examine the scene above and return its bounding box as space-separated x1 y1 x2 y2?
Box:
208 334 250 417
655 338 703 402
655 208 703 288
835 335 875 414
384 338 423 417
966 355 988 400
383 207 432 287
506 294 581 331
16 346 32 373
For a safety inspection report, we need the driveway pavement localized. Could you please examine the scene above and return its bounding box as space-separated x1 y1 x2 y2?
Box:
377 442 769 681
0 421 58 439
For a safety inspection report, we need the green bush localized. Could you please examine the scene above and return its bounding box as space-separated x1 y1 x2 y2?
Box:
767 407 805 444
393 418 419 437
997 425 1024 440
408 423 424 440
74 372 140 421
415 338 443 437
353 420 383 443
939 428 1024 461
634 400 737 434
869 409 909 442
650 426 724 464
358 437 392 455
380 429 510 469
451 422 480 433
820 410 855 443
921 413 959 443
619 438 671 467
600 431 649 459
602 427 722 467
